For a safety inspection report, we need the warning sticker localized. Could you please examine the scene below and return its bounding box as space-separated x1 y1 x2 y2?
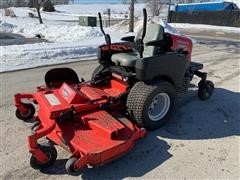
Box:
45 94 61 106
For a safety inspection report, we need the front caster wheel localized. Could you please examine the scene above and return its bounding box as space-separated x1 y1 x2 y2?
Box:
198 80 214 101
65 157 78 174
15 103 35 122
30 145 57 170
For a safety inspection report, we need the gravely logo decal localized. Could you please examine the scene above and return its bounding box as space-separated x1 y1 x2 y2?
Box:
62 89 69 98
62 84 74 99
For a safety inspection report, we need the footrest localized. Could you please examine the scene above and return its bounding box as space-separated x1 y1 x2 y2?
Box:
82 111 125 138
190 62 203 72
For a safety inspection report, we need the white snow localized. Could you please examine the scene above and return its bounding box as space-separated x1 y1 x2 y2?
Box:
111 18 184 36
0 20 103 42
0 4 148 72
0 42 100 72
222 0 240 8
0 4 239 72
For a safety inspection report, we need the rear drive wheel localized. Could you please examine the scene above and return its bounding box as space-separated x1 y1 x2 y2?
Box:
15 103 35 122
198 80 214 100
30 145 57 170
127 81 176 130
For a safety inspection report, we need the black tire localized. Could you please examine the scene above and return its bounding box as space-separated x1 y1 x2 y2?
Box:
45 68 79 88
127 81 176 130
15 103 35 122
198 80 214 101
30 145 57 170
65 157 78 174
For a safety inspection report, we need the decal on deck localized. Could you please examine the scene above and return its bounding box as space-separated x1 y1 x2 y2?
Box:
45 94 61 106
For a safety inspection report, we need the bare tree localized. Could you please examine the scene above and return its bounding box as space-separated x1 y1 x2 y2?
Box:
42 0 55 12
145 0 164 17
16 0 28 7
28 0 43 24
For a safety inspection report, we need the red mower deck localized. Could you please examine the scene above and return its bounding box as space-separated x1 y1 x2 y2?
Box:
15 79 146 172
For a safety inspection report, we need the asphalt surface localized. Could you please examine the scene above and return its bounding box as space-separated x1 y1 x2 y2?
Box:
178 28 240 42
0 35 240 179
0 33 47 46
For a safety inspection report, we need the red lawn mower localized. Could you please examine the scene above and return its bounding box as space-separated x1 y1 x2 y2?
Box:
14 9 214 174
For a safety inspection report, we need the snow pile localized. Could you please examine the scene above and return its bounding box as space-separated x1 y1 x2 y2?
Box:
0 4 145 72
0 21 17 32
111 18 184 36
1 42 100 72
225 0 240 8
0 6 107 72
0 20 102 43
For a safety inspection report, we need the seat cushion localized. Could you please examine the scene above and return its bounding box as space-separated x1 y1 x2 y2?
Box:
112 52 139 67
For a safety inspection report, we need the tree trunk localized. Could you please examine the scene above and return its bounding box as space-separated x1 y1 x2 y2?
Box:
28 0 34 8
129 0 134 32
37 8 43 24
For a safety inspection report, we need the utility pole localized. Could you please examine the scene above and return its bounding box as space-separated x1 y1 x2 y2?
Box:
167 0 172 23
129 0 134 32
107 8 111 27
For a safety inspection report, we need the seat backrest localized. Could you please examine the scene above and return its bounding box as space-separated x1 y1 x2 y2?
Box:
135 23 164 57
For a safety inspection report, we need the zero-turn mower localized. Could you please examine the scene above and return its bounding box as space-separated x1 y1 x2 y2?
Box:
14 9 214 174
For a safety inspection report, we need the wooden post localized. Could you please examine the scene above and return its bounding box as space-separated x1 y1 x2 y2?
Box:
167 0 172 23
107 8 111 27
129 0 134 32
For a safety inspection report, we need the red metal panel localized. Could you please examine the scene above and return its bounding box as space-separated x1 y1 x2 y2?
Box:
80 85 107 101
170 33 193 61
59 83 89 104
82 111 125 138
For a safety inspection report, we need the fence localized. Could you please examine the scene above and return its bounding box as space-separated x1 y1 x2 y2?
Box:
0 0 28 8
169 10 240 27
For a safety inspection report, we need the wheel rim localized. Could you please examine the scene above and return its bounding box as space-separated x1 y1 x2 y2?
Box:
20 109 31 117
148 93 170 121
